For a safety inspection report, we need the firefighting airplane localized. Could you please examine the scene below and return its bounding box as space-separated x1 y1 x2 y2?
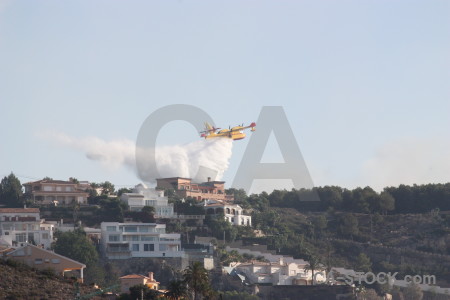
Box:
200 122 256 140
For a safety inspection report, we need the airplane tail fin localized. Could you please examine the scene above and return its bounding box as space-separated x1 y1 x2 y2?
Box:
205 122 213 131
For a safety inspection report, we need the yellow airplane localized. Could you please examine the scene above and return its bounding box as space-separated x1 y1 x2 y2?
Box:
200 122 256 140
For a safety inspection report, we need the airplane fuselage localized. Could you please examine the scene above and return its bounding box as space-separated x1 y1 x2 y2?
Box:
206 127 246 140
201 122 256 140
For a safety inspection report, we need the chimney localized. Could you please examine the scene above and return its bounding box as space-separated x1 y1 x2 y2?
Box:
207 177 211 182
148 272 154 281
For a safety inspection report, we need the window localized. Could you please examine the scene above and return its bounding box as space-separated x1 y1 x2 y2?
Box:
106 226 116 232
56 186 62 191
139 226 149 232
132 244 139 251
15 233 26 242
42 233 49 239
4 232 9 235
145 200 156 207
124 226 137 232
15 224 26 230
65 186 72 192
51 259 60 264
35 258 43 265
109 235 120 242
144 244 154 251
141 236 156 241
28 224 38 230
43 186 52 191
159 244 167 251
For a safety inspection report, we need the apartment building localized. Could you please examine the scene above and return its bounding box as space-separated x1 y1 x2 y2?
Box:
156 177 234 202
203 200 252 226
23 179 89 206
0 208 54 249
100 222 183 259
120 184 174 217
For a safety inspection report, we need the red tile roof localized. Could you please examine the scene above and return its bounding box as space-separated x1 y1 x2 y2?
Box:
0 208 39 213
23 180 77 185
120 274 159 283
120 274 147 279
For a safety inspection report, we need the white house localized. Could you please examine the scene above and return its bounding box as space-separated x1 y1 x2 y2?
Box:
0 208 55 249
100 222 183 259
231 257 326 286
203 200 252 226
120 184 174 218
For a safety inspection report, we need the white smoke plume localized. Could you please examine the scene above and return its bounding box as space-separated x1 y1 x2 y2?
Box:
38 131 234 183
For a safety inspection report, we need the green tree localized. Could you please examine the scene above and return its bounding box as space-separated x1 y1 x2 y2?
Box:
117 187 132 197
101 181 115 195
183 261 210 300
351 188 371 213
206 215 237 243
403 282 423 300
338 213 359 240
273 233 288 254
0 173 23 207
98 198 126 222
379 191 395 215
53 228 102 283
166 280 188 300
355 253 372 272
318 186 343 210
304 252 324 285
69 177 79 184
226 188 247 202
137 206 156 223
357 288 382 300
312 215 328 238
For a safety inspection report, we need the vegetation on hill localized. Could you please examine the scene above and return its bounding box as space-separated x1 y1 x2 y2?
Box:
0 259 101 300
2 173 450 299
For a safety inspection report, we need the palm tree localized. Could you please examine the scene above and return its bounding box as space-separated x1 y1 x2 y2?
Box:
183 262 210 300
304 253 324 285
166 280 188 300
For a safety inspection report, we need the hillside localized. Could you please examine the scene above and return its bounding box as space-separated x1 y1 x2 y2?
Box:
0 259 102 300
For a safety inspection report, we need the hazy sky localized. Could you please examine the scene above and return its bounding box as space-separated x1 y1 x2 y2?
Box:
1 0 449 192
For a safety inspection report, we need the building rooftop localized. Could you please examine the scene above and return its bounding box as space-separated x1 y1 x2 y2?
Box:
23 179 78 185
120 274 159 283
7 244 86 268
0 208 40 213
156 177 192 181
